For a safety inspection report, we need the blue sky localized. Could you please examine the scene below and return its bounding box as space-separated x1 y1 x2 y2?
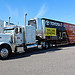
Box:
0 0 75 25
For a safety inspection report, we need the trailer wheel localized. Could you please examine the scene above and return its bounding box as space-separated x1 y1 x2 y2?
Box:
0 45 11 60
49 43 53 48
41 42 45 49
45 42 49 49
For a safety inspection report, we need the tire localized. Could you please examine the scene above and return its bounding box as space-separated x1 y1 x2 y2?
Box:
45 42 49 49
49 43 53 48
0 45 11 60
41 42 45 49
24 46 27 52
55 44 57 47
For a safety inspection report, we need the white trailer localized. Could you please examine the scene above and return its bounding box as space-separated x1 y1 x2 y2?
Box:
0 20 4 33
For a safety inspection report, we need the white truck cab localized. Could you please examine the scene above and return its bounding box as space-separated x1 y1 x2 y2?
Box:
0 25 37 59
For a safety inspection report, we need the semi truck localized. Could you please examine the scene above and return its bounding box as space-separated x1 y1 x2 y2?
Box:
0 17 75 59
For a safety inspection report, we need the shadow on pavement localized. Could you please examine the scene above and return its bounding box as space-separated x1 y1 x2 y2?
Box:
3 44 75 60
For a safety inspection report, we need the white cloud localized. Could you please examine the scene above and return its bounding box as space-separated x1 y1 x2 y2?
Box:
6 5 12 17
35 3 47 18
6 5 19 20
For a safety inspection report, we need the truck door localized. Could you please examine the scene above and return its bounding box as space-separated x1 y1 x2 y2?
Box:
15 27 24 45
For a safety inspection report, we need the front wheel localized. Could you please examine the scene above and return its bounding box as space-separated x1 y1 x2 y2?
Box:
0 46 11 60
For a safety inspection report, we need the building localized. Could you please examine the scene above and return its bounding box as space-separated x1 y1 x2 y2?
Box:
4 21 15 27
0 20 4 33
0 19 15 33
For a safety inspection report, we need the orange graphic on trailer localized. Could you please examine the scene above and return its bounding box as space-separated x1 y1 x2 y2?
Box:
64 23 75 44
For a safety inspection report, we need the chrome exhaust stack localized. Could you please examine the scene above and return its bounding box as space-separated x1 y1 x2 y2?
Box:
8 17 11 26
24 13 27 46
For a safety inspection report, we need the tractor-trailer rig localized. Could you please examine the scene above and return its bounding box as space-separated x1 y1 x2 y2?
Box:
0 17 75 59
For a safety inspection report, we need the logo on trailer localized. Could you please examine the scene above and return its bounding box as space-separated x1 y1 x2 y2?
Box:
45 20 61 26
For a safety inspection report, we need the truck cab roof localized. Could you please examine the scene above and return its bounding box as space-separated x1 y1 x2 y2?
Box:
4 26 15 30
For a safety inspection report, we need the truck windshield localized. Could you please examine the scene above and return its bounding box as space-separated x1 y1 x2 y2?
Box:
28 20 36 26
4 29 14 33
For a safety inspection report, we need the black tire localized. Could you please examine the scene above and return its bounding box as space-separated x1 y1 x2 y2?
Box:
49 43 53 48
41 42 45 49
0 45 11 60
24 46 28 52
45 42 49 49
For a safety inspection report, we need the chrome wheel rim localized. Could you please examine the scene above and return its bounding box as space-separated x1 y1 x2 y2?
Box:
0 48 9 58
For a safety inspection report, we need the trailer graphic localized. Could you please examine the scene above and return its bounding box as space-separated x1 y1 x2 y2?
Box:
64 23 75 44
45 27 56 36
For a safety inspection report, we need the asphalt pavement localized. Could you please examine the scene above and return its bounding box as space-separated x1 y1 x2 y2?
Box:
0 44 75 75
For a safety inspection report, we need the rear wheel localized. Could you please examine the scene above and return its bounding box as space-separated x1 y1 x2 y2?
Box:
41 42 45 49
45 42 49 49
0 46 11 60
49 43 53 48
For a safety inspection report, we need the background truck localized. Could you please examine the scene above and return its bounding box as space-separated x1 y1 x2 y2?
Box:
0 20 4 33
0 16 75 60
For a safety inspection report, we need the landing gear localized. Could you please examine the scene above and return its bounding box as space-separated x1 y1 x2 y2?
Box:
41 42 45 49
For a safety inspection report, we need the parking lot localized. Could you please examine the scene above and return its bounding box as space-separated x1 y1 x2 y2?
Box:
0 44 75 75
